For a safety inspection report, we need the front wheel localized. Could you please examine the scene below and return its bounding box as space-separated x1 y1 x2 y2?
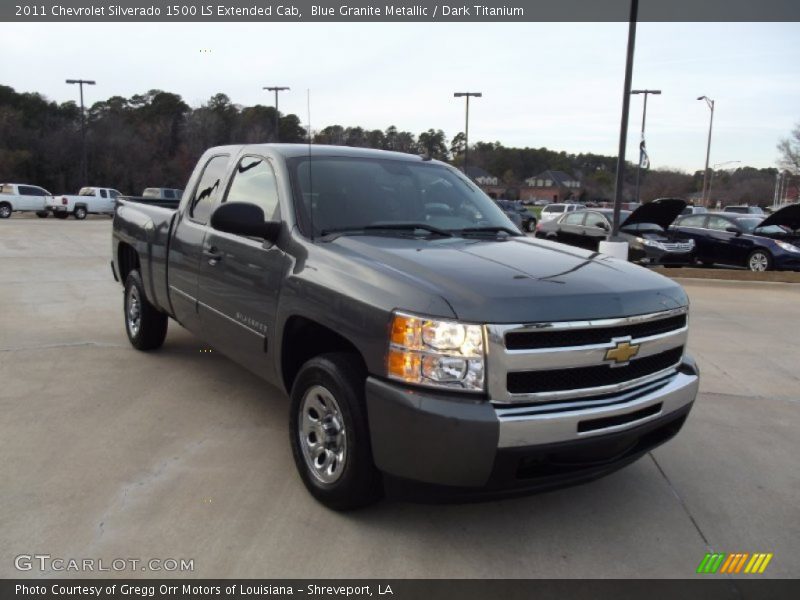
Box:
289 353 383 510
74 207 87 220
747 249 772 272
124 270 168 350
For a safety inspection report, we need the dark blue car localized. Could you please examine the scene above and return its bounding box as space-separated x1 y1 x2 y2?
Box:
671 205 800 271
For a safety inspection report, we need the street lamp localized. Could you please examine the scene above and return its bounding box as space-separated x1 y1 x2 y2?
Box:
707 160 740 205
263 86 290 142
697 95 715 206
453 92 482 174
630 89 661 203
66 79 96 186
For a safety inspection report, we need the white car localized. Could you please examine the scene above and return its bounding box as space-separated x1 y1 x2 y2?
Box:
540 203 582 223
46 187 122 219
0 183 54 218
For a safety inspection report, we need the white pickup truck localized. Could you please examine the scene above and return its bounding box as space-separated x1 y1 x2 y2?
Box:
46 187 122 219
0 183 54 218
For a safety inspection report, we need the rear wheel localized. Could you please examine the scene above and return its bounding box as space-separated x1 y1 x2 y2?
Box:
289 353 383 510
74 206 87 220
0 203 11 219
124 270 168 350
747 249 772 272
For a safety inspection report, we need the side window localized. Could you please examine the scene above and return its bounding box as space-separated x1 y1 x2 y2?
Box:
109 190 120 199
707 216 731 231
189 155 230 224
100 189 108 198
19 186 38 196
680 215 706 228
585 212 609 228
563 212 586 225
224 156 280 220
164 190 174 199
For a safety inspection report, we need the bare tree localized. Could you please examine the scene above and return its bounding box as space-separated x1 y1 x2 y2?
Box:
777 122 800 174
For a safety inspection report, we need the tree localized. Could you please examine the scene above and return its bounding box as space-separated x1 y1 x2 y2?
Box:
777 122 800 174
450 132 466 164
417 129 448 160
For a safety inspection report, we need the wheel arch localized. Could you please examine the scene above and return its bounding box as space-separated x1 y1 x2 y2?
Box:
280 316 367 395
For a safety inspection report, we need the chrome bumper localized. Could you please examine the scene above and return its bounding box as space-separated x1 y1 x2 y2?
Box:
495 370 698 448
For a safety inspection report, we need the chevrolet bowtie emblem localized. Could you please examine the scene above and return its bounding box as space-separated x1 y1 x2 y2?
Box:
605 341 640 364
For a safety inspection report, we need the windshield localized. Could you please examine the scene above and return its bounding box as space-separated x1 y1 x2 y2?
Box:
288 156 518 237
78 187 96 196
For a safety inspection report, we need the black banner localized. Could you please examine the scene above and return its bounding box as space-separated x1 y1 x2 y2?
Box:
3 0 800 22
4 580 800 600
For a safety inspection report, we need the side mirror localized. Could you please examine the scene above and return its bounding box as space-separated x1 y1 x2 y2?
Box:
725 226 741 236
210 202 280 241
595 221 609 230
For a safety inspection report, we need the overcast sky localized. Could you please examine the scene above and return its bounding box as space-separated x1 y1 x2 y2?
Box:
2 22 798 172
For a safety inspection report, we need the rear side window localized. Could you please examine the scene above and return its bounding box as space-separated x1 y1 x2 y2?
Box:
224 156 280 221
100 189 108 198
164 190 174 199
563 212 586 225
707 216 732 231
189 155 229 224
679 215 706 228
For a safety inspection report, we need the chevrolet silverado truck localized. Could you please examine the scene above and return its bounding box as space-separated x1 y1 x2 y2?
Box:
48 186 122 219
0 183 54 218
111 144 699 510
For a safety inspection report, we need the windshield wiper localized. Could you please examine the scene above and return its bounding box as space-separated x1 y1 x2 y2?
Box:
363 223 453 237
458 226 521 237
318 223 453 240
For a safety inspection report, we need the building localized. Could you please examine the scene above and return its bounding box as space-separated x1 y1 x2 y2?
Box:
465 166 508 198
521 170 582 202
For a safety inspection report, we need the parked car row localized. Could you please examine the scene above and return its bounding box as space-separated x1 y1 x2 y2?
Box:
533 198 800 272
0 183 183 219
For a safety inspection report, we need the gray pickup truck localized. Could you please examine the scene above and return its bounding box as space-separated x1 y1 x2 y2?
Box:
111 144 699 509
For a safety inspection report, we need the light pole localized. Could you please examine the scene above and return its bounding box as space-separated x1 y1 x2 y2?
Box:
631 89 660 203
66 79 96 186
707 160 740 205
698 95 715 206
453 92 482 174
263 86 290 142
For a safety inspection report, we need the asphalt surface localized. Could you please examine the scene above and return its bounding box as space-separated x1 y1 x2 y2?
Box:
1 216 798 579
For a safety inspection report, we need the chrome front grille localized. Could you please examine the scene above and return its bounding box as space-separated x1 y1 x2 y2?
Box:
661 242 694 253
486 307 688 405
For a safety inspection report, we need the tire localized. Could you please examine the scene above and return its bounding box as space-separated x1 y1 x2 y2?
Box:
123 270 168 351
289 353 383 510
36 211 49 218
0 203 11 219
74 206 87 220
747 249 772 272
55 212 69 220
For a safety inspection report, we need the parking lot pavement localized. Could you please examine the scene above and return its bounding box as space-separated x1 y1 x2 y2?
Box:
1 217 798 579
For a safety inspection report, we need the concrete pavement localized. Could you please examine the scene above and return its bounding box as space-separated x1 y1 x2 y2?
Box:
1 217 798 578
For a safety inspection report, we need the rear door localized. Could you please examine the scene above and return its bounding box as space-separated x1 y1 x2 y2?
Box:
558 211 588 247
195 154 289 379
168 153 232 332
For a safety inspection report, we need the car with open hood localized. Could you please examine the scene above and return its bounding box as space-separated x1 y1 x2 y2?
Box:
534 198 695 265
672 204 800 271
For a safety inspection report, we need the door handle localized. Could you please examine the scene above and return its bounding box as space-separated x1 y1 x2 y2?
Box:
203 245 222 265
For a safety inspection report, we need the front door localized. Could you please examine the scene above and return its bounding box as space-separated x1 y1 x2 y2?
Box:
196 155 288 381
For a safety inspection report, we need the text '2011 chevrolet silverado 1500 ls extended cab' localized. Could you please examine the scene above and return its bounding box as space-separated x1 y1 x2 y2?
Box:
111 144 699 510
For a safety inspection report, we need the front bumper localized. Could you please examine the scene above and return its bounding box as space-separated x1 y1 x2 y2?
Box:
366 356 698 492
635 247 695 266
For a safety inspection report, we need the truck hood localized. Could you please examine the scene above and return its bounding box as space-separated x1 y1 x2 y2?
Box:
758 203 800 232
326 235 688 323
621 198 686 230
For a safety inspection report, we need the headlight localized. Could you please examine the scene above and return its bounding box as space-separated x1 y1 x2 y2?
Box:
776 241 800 254
635 237 666 251
387 312 485 391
